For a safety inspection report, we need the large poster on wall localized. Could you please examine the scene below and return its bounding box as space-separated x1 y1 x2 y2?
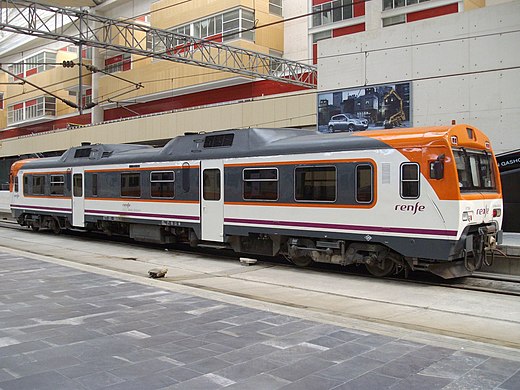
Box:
317 82 411 133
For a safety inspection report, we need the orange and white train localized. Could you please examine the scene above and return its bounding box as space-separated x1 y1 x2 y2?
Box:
9 124 503 278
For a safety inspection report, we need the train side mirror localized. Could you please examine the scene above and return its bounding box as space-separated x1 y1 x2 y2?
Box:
430 154 445 180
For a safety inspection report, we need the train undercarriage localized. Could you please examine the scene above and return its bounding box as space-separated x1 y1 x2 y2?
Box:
16 212 499 279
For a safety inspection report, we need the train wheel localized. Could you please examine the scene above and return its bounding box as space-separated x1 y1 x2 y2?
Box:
290 255 313 267
30 225 40 232
365 257 396 277
49 218 61 235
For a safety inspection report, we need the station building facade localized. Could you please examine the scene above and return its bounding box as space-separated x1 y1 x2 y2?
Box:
0 0 518 188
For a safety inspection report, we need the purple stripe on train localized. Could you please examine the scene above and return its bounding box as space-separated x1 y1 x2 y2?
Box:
224 217 458 237
85 209 200 221
11 204 72 213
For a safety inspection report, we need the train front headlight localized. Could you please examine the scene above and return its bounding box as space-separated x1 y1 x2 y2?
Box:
492 208 501 218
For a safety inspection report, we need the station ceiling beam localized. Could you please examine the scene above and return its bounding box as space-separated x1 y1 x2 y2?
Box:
0 0 317 88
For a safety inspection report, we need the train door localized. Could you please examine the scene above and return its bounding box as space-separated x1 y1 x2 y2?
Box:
201 160 224 242
71 168 85 227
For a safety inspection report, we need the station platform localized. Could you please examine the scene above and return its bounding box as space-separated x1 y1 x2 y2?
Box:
0 226 519 389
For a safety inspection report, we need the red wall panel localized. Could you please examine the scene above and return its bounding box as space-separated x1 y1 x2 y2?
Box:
353 1 366 17
407 3 458 23
332 23 365 38
312 0 332 6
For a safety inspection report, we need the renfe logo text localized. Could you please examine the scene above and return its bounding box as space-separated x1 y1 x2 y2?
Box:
395 202 426 215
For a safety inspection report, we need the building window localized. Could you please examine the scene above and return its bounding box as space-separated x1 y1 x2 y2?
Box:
7 51 56 80
269 49 284 73
295 166 336 202
172 24 193 46
50 175 65 196
243 168 278 200
150 171 175 198
193 14 222 40
269 0 282 16
313 30 332 44
0 92 3 110
121 173 141 197
7 62 24 81
7 96 56 125
105 53 131 73
313 0 353 27
167 7 255 48
382 14 406 27
356 164 373 203
383 0 428 11
400 163 420 199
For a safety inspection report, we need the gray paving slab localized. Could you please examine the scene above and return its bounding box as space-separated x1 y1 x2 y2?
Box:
0 250 520 390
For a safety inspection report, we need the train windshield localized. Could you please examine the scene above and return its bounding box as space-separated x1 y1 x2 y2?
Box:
453 149 496 192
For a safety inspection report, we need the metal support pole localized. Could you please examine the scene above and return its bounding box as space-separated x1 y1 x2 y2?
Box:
78 42 83 115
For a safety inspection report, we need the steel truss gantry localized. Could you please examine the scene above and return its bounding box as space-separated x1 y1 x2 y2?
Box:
0 0 317 88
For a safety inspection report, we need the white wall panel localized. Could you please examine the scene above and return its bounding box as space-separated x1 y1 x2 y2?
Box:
412 39 470 79
413 77 470 126
469 32 520 72
469 1 520 34
365 47 412 85
318 52 365 90
411 12 469 45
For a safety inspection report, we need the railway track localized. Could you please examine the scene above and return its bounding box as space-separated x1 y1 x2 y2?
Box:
1 219 518 297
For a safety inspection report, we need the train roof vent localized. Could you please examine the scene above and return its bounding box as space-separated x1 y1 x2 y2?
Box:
101 151 113 158
203 134 234 148
74 148 92 158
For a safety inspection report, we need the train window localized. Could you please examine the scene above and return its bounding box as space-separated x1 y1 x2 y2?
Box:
356 165 373 203
92 174 98 196
295 166 336 202
400 163 420 199
121 173 141 197
243 168 278 200
203 169 221 201
150 171 175 198
453 149 496 192
50 175 65 196
23 175 29 196
14 176 19 192
32 175 45 195
73 174 83 197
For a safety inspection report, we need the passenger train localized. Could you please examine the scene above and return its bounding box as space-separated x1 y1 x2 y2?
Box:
9 124 503 278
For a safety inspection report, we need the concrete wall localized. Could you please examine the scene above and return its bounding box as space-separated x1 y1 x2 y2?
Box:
318 1 520 154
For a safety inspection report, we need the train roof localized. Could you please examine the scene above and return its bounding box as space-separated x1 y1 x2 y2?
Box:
16 124 492 170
